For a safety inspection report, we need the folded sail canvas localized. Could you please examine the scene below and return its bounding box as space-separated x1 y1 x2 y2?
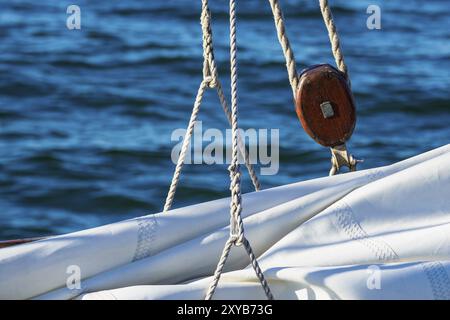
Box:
1 145 449 300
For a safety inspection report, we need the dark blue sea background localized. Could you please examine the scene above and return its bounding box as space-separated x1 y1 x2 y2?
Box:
0 1 449 239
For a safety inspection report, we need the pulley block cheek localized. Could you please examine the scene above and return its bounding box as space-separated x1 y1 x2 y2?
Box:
295 64 356 147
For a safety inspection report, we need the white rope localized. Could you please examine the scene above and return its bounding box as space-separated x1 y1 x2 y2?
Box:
268 0 350 95
268 0 298 97
205 0 273 300
163 80 209 212
268 0 357 176
329 144 359 176
319 0 348 78
163 0 260 212
200 0 261 192
165 0 351 300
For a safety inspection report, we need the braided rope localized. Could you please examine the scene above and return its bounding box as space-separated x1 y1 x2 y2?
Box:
268 0 350 94
204 237 234 300
242 237 274 299
268 0 356 176
268 0 298 97
163 0 260 212
319 0 348 78
228 0 242 242
201 1 218 88
166 0 351 300
205 0 273 300
201 0 261 192
163 80 209 212
215 81 261 191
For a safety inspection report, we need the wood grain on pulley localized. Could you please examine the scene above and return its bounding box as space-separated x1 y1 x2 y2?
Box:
295 64 356 147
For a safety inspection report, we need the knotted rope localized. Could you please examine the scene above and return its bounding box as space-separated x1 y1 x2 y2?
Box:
205 0 273 300
163 0 260 212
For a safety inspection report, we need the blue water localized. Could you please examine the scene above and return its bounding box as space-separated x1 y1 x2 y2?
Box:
0 0 449 239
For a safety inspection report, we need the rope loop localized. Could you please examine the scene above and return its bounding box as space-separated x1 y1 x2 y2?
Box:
329 144 361 176
228 233 243 247
203 75 217 88
201 0 218 89
227 163 239 175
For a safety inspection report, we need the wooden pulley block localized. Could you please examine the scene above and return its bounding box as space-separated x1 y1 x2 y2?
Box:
295 64 356 147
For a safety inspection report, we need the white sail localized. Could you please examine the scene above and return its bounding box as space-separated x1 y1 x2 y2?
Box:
1 144 449 300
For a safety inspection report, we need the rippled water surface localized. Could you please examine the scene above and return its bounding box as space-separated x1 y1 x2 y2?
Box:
0 0 449 238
